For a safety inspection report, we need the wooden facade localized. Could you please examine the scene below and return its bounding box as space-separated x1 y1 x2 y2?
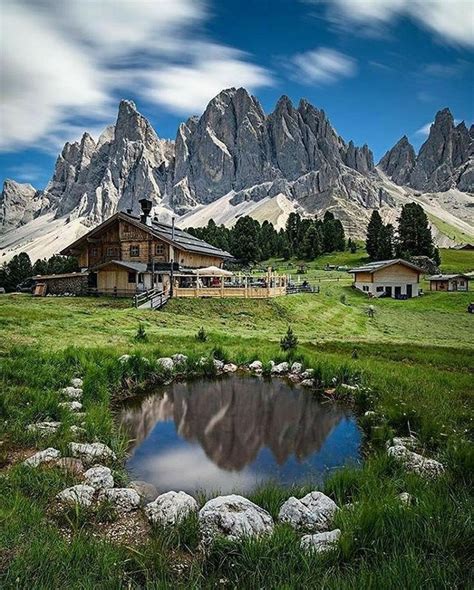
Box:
350 259 423 299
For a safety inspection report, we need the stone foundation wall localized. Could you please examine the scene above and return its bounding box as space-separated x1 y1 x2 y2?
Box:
42 275 89 295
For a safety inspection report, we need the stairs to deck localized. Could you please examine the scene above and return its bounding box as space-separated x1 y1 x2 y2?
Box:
134 288 170 310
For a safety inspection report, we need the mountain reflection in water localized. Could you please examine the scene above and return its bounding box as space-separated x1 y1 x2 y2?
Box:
119 376 361 494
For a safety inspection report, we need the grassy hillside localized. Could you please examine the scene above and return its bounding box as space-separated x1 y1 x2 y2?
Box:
0 255 473 588
428 212 474 244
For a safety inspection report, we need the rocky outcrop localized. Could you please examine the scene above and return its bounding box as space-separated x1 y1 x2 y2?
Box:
378 136 416 185
145 491 198 526
23 447 61 467
0 180 47 231
380 109 474 193
68 442 116 464
84 465 114 490
300 529 341 554
278 491 338 532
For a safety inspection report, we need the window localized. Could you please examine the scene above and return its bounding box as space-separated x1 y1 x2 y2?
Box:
376 286 384 292
91 247 98 257
460 280 465 286
362 285 369 292
155 243 165 256
106 247 117 257
128 272 136 284
130 245 140 257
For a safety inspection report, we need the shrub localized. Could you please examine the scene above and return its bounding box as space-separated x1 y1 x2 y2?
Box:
196 326 208 342
134 323 148 342
280 326 298 352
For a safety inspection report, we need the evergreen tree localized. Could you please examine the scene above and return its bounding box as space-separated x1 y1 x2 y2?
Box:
230 216 261 263
300 223 323 260
366 210 384 259
396 203 434 258
0 252 32 291
285 212 301 256
378 224 394 260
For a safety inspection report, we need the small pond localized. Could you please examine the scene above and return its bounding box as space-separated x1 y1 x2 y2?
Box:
118 376 361 495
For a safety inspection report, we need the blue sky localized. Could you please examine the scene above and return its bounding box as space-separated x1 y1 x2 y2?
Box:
1 0 473 189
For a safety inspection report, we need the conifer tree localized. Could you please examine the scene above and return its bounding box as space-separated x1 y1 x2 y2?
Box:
366 210 383 259
396 203 434 258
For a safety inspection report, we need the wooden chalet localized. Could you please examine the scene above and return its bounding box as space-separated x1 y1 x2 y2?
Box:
427 274 470 292
349 259 423 299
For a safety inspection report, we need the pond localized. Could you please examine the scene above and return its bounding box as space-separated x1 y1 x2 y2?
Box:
118 376 361 495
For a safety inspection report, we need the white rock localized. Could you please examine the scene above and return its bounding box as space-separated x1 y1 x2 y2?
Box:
387 445 445 478
398 492 414 505
59 401 83 412
70 378 83 388
84 465 114 490
300 529 341 554
300 379 315 388
213 359 224 371
271 362 289 375
118 354 131 364
291 362 303 374
222 362 237 373
279 491 338 532
61 387 83 400
23 447 61 467
172 354 188 366
249 360 263 372
157 357 174 371
364 411 376 418
145 491 198 526
68 442 116 464
388 436 418 451
199 494 274 544
300 369 314 379
27 421 61 435
99 488 140 512
70 425 86 436
340 383 358 391
57 484 95 508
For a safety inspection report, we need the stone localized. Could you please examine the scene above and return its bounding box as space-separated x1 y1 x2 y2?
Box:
61 386 83 400
70 378 83 388
54 457 85 474
288 373 301 383
290 362 303 374
248 360 263 372
199 494 274 544
119 354 131 364
300 529 341 554
27 421 61 435
57 484 95 508
99 488 140 513
271 362 289 375
70 425 86 436
172 354 188 366
222 363 237 373
84 465 114 490
300 369 314 380
340 383 358 391
145 491 198 526
23 447 61 467
213 359 225 371
59 401 83 412
398 492 414 505
68 442 117 464
387 445 445 478
129 480 159 505
300 379 315 388
0 179 44 231
378 136 416 185
157 357 174 372
279 491 338 532
364 411 376 418
388 436 418 451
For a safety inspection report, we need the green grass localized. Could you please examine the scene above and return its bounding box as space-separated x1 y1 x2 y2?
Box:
0 250 473 588
428 213 474 244
438 248 474 273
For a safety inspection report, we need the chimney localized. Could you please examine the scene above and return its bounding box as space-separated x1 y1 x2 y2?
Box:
139 198 152 226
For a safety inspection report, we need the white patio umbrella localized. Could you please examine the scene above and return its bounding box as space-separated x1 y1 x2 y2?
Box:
193 266 233 277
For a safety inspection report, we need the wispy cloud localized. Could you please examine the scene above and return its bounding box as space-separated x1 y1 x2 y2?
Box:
289 48 357 84
415 122 434 137
0 0 274 152
310 0 474 47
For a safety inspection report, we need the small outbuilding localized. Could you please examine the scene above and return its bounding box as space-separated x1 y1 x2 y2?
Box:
427 274 470 292
349 259 423 299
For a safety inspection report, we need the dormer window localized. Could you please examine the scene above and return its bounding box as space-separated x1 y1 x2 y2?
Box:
155 243 165 256
130 245 140 257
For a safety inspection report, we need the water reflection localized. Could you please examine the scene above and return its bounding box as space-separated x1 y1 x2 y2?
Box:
119 376 361 494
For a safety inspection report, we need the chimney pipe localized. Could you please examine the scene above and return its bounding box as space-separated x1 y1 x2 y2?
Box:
139 198 152 226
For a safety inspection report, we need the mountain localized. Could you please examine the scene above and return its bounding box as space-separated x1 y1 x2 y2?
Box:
379 108 474 192
1 90 473 261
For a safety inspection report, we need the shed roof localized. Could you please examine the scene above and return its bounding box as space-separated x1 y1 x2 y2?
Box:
60 211 233 260
348 258 424 274
95 260 148 273
426 274 470 281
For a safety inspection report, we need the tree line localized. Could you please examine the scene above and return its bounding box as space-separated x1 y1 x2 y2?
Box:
366 203 440 264
0 253 79 292
187 211 348 264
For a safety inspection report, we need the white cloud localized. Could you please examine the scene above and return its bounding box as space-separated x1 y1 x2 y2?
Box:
0 0 273 152
415 122 433 137
290 48 356 84
317 0 474 47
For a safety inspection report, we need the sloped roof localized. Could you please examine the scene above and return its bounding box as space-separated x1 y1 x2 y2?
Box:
60 211 233 260
427 273 470 281
348 258 424 274
95 260 148 272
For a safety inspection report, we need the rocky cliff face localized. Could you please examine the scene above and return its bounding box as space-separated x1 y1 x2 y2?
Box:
379 108 474 193
0 180 49 231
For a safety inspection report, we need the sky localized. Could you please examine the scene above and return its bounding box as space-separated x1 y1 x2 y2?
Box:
1 0 473 190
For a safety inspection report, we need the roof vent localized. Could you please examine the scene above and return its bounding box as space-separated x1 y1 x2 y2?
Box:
139 198 152 226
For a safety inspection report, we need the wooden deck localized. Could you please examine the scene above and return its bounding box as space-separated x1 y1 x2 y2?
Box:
173 285 287 298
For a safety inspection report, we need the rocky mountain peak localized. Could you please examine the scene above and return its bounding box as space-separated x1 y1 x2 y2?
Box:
0 179 45 231
378 135 416 185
